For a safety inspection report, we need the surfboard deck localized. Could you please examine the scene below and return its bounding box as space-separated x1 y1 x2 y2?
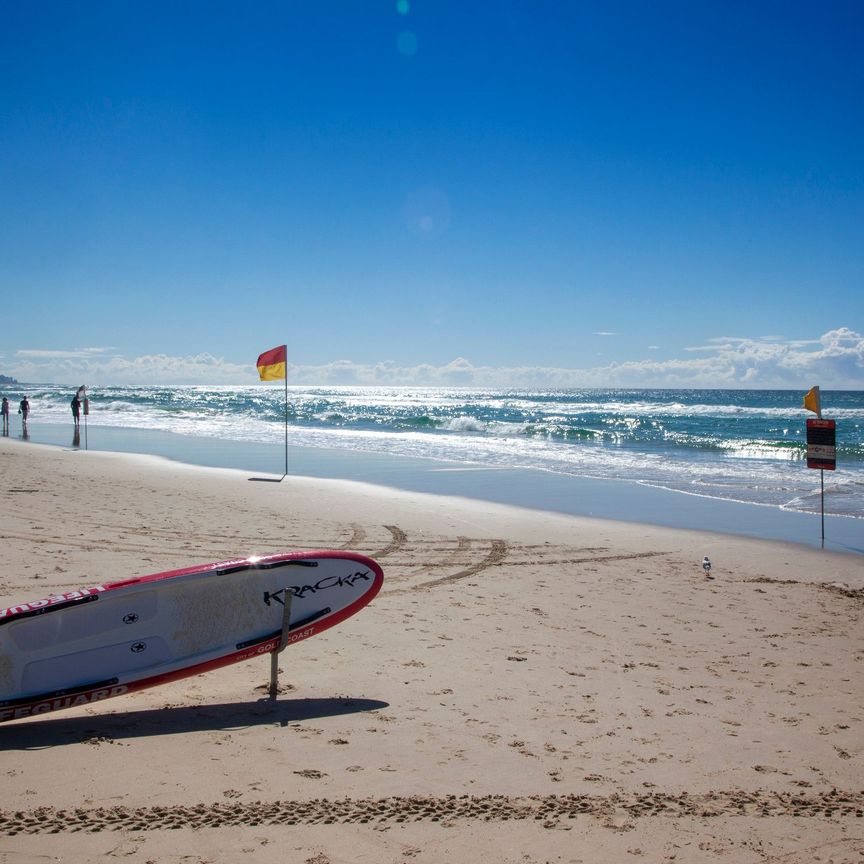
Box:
0 550 383 723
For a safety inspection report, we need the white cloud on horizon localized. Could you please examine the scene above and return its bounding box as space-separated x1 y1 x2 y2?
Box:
9 352 251 385
15 347 113 360
5 328 863 389
684 335 821 353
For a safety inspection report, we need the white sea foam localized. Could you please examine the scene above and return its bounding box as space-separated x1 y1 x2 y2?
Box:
17 384 864 518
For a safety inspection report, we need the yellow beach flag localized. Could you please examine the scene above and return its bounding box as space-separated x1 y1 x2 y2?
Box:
257 345 287 381
802 385 821 417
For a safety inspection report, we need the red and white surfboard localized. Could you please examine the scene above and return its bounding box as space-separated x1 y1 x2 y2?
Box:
0 551 383 723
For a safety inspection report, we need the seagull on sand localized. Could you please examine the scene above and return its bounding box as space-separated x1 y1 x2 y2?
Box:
702 556 713 578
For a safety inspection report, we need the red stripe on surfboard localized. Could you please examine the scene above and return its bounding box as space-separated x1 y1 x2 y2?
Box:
0 550 382 623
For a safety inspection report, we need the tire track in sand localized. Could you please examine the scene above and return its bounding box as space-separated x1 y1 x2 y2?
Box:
411 539 508 591
372 525 407 559
2 789 862 834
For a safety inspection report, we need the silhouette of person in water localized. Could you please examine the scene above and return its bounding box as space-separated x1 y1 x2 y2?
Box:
18 396 29 429
1 397 9 434
71 393 81 428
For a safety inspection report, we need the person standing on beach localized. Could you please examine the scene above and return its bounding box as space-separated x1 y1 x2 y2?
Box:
71 392 81 428
18 396 29 429
1 397 9 434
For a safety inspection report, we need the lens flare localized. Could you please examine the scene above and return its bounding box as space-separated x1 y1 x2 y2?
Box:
396 30 418 56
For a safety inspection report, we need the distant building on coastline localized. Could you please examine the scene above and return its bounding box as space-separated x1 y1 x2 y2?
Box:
0 374 19 386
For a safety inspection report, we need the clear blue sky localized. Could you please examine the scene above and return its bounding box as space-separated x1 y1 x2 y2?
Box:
1 1 862 387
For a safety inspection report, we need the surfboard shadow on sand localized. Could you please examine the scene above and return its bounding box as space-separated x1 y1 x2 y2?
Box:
0 696 389 750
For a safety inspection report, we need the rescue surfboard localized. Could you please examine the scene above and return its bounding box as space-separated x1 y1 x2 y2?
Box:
0 550 383 723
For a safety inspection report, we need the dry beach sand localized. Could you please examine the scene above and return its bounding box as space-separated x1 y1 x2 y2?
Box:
0 438 862 863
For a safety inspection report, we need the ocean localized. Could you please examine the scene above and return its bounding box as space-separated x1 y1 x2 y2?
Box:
6 385 863 548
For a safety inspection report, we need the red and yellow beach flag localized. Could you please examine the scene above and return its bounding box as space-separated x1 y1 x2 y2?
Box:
802 385 821 417
257 345 287 381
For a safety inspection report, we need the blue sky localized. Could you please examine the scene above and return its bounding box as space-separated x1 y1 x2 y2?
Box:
1 1 862 388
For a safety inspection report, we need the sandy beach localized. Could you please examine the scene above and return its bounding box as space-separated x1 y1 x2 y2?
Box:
0 437 862 863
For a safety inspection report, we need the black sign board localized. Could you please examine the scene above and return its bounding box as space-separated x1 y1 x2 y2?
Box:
806 418 836 471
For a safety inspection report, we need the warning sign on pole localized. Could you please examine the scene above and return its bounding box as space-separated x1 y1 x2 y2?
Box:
806 418 836 471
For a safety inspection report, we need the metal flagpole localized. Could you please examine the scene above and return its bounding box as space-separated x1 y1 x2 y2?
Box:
83 386 88 450
821 469 825 549
817 391 824 550
283 345 288 478
803 385 832 550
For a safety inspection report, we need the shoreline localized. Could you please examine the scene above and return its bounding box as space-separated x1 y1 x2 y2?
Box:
0 435 862 863
5 420 862 554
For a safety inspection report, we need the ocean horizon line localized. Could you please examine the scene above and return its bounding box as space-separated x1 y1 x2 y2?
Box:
5 381 864 392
